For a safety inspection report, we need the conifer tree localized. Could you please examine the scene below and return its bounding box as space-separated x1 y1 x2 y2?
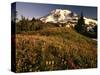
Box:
75 12 85 33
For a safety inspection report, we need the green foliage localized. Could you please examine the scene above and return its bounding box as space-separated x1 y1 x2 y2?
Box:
16 16 61 34
75 12 85 33
16 16 30 33
16 16 44 33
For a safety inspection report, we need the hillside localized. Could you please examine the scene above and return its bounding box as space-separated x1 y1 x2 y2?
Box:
16 27 97 72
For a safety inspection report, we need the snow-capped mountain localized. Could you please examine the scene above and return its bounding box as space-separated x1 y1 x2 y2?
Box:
84 17 97 26
40 9 78 23
40 9 97 27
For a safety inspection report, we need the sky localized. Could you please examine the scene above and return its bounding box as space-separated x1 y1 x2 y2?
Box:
15 2 97 20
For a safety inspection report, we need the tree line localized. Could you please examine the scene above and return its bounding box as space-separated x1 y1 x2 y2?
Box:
13 13 97 38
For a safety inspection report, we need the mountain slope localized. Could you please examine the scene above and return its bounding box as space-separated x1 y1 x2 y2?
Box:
16 27 97 72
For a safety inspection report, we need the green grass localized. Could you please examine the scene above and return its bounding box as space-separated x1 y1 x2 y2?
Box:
16 27 97 72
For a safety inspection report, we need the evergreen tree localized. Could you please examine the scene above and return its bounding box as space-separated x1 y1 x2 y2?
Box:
75 12 85 33
31 17 36 21
93 25 97 33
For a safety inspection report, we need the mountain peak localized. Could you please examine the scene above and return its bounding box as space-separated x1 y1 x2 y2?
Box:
40 9 97 26
50 9 71 15
40 9 77 23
